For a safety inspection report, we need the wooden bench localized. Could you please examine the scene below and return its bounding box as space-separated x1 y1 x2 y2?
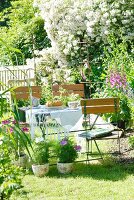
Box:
52 83 85 98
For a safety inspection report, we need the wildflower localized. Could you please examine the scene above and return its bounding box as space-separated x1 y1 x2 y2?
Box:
22 127 29 132
108 71 127 89
74 145 81 151
9 127 14 133
60 139 68 146
2 120 10 125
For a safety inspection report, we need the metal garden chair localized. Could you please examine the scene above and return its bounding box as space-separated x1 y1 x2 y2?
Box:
78 97 122 162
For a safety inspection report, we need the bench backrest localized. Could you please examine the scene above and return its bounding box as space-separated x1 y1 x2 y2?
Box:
81 98 119 114
52 83 85 98
11 86 41 100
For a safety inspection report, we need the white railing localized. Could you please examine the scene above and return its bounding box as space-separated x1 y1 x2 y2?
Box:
0 65 35 91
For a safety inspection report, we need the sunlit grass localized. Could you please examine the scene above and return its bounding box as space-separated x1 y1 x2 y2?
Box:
10 127 134 200
10 162 134 200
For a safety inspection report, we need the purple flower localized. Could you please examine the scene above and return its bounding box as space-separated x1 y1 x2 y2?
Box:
22 127 29 132
108 71 127 89
74 145 81 151
2 120 10 125
60 139 68 146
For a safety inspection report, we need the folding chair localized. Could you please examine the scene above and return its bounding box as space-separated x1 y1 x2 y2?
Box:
52 83 85 98
78 97 122 162
10 86 41 123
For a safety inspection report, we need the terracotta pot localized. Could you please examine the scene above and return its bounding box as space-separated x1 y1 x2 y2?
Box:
32 163 49 177
57 163 73 174
46 100 62 107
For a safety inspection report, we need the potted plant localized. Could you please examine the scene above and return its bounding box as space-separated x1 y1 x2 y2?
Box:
45 96 63 107
55 137 81 174
32 138 50 177
1 118 31 168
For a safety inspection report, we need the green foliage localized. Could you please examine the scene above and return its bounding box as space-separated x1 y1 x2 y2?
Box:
95 34 134 127
0 116 33 159
0 0 51 65
101 90 132 124
68 41 104 83
0 135 23 199
32 140 50 164
102 33 134 87
55 138 80 163
129 136 134 148
0 97 10 114
40 85 53 105
17 99 29 107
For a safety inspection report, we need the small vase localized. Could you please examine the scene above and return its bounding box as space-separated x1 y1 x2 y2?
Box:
57 163 73 174
32 163 49 177
68 101 79 109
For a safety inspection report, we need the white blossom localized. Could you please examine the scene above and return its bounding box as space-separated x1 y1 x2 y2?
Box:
31 0 133 83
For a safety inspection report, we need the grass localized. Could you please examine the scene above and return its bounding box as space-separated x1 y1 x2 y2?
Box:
10 133 134 200
10 161 134 200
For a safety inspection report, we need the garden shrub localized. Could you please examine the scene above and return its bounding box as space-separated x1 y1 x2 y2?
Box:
31 0 133 84
0 136 23 199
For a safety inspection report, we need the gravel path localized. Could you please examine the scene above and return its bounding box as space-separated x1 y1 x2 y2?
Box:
109 130 134 164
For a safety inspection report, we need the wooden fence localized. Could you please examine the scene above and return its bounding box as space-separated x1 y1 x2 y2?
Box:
0 65 35 91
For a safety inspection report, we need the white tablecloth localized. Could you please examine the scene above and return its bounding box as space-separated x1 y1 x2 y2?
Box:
25 105 82 139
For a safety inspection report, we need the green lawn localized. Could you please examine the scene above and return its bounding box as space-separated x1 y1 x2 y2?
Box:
11 162 134 200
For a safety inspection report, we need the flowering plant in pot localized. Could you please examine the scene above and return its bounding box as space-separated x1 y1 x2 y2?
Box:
32 137 50 177
55 137 81 174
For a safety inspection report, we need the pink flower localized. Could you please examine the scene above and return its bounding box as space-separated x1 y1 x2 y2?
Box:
2 120 10 125
9 127 14 133
108 71 127 89
22 127 29 132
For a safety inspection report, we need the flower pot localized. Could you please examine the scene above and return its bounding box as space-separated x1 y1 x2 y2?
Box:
57 163 73 174
32 163 49 177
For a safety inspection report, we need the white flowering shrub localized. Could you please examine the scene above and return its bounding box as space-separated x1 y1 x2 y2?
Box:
32 0 133 83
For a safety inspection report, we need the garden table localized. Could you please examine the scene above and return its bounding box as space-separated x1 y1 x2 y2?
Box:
20 105 83 139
